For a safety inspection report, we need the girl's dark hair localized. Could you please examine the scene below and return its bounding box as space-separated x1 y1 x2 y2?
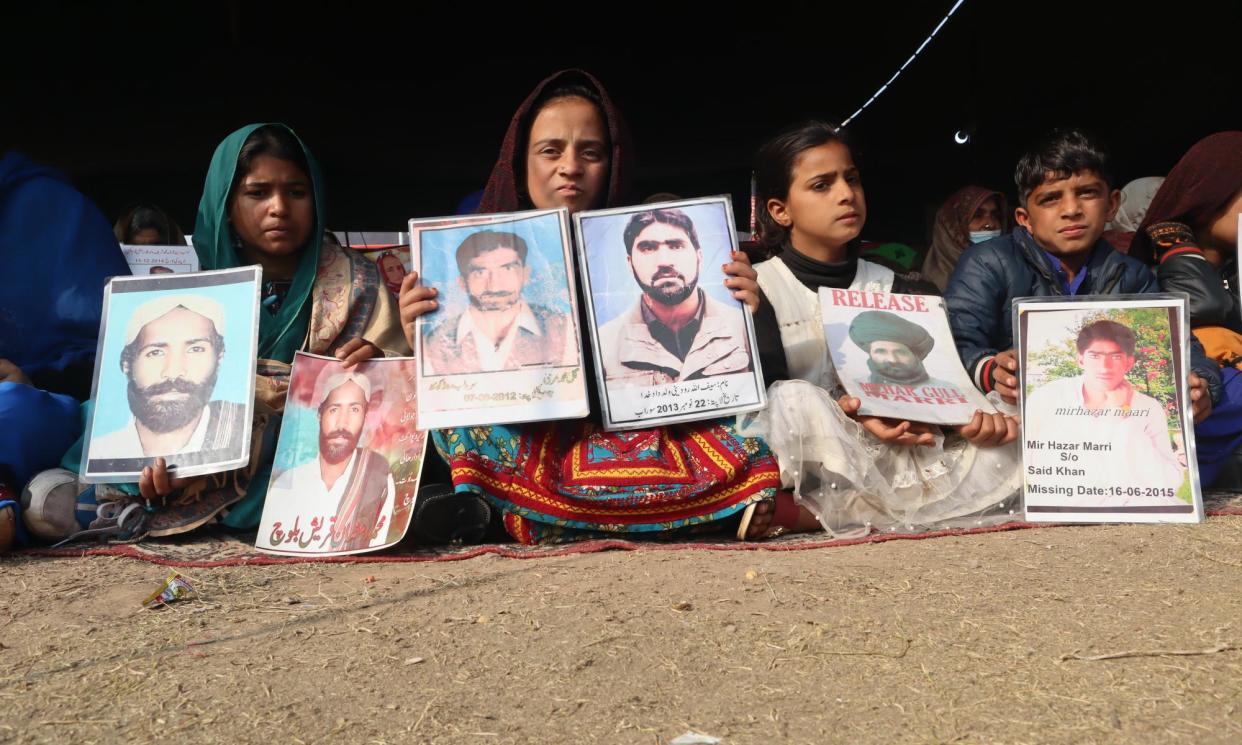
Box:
753 120 852 250
114 202 185 244
230 125 311 197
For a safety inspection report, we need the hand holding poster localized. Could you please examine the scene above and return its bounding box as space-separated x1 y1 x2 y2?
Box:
256 352 428 556
574 196 766 430
820 290 994 425
409 208 589 429
1016 295 1203 523
81 266 260 482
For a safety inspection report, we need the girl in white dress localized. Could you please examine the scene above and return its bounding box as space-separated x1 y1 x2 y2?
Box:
740 122 1023 539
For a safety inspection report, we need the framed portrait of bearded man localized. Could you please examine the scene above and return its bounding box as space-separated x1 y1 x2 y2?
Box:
80 266 260 482
574 196 766 430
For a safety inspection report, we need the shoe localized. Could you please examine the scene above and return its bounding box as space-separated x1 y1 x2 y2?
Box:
20 468 91 541
411 483 491 545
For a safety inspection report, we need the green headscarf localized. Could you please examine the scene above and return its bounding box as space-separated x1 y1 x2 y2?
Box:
193 123 326 364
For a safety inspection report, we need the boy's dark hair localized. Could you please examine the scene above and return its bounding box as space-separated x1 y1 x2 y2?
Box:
1015 129 1113 207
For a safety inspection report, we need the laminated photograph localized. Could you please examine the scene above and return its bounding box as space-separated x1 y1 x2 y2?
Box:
574 196 766 430
81 266 260 482
120 243 201 275
409 208 588 429
821 290 994 425
360 246 411 297
256 352 427 557
1016 295 1202 523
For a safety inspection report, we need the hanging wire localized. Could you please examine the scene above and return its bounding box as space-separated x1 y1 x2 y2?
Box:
840 0 967 127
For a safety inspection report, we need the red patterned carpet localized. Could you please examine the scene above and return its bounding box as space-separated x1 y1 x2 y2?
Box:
20 491 1242 568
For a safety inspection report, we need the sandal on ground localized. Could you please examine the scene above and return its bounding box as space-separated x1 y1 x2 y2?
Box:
736 489 804 541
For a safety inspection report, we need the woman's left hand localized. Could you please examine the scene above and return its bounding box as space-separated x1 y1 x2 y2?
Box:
335 338 382 370
723 251 760 313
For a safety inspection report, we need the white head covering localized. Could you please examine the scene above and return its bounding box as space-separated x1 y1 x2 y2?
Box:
1108 177 1165 233
312 366 373 407
123 294 225 346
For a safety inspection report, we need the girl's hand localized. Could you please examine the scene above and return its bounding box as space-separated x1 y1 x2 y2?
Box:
723 251 760 313
837 395 937 446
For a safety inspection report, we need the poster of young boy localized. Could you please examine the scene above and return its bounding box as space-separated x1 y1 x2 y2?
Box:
821 291 995 425
574 196 766 430
1016 295 1203 523
409 208 588 429
81 266 260 482
256 352 427 556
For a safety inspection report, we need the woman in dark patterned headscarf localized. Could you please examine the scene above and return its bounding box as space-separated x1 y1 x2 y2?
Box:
921 185 1006 291
400 70 785 544
1131 132 1242 488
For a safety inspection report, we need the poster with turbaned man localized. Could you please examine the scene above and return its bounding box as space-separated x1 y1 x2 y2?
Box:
821 289 994 425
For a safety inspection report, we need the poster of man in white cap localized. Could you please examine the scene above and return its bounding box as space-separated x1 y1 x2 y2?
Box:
81 267 260 482
256 352 427 556
820 290 994 425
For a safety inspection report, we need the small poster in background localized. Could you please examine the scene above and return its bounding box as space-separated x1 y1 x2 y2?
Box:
361 246 411 296
256 353 428 556
1016 295 1202 523
120 243 200 275
821 290 994 425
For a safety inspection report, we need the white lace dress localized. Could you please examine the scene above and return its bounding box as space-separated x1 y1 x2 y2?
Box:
740 256 1022 538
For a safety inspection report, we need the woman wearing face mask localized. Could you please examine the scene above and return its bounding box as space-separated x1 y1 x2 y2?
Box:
920 186 1006 292
399 70 782 544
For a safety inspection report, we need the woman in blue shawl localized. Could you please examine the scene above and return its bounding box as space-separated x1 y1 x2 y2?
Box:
0 151 131 547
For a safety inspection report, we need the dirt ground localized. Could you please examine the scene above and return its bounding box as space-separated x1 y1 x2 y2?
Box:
3 518 1242 745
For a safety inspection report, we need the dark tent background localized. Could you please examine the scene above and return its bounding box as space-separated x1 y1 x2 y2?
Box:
5 1 1239 246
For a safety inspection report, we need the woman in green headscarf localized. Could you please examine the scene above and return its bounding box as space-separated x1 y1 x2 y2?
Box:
102 123 407 537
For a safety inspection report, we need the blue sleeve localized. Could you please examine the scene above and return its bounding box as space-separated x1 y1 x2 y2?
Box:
944 248 1007 385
